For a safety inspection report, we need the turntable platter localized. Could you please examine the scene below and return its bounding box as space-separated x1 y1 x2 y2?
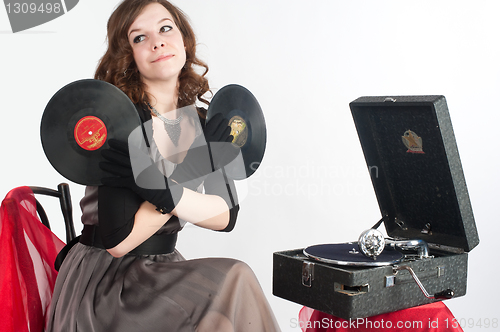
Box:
303 242 404 267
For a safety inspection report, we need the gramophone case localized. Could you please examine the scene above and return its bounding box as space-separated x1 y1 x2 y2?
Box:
273 95 479 319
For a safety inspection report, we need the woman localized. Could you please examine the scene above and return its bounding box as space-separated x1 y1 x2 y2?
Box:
45 1 280 331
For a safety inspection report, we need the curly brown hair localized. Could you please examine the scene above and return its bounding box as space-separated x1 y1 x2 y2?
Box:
95 0 210 116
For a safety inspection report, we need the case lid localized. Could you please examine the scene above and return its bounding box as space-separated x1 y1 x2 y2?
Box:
350 96 479 252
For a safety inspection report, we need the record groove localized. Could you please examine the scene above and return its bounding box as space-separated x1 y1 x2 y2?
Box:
41 79 141 185
207 84 266 179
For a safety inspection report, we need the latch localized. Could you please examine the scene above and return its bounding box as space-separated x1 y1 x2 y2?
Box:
302 261 314 287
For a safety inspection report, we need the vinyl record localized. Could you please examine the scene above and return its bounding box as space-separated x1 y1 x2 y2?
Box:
207 84 266 179
41 79 141 185
304 243 403 267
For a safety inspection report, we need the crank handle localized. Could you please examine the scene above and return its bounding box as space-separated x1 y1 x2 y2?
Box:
394 266 454 300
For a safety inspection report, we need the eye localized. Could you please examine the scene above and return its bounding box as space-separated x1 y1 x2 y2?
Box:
160 25 173 33
133 35 146 44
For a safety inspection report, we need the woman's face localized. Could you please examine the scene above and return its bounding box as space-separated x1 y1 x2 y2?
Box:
128 3 186 86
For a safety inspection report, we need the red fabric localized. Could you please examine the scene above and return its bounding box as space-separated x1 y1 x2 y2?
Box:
0 186 65 332
299 302 464 332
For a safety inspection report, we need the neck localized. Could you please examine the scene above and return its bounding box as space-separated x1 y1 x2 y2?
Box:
144 78 179 117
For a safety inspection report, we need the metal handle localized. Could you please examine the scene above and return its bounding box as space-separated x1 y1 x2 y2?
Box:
386 238 430 259
395 265 454 299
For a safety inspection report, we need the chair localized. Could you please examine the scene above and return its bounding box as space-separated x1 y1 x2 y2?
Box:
0 183 76 332
30 183 76 244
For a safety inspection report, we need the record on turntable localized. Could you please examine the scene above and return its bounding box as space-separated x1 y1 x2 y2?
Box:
207 84 266 179
303 243 404 267
303 228 432 267
41 79 141 186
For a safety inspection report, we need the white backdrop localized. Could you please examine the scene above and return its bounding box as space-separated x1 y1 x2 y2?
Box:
1 1 499 331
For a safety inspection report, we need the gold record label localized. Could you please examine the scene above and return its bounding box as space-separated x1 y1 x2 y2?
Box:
402 130 425 154
229 115 248 147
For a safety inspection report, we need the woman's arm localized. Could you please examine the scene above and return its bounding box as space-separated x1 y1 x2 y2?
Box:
107 190 229 258
107 200 171 257
100 134 239 256
172 188 230 230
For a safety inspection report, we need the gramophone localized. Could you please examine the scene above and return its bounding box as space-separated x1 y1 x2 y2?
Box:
273 95 479 319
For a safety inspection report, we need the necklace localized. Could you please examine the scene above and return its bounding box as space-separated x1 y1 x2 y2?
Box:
147 102 183 146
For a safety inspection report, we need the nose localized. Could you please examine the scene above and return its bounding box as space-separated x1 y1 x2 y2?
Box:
153 42 165 50
152 36 165 50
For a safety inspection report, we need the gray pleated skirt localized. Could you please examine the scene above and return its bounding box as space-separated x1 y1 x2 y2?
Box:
45 243 281 332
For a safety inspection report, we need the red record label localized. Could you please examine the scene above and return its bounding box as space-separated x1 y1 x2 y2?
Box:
74 116 107 151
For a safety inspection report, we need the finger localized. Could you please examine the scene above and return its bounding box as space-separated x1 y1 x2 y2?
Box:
205 113 225 136
208 115 231 141
99 161 133 177
101 149 131 167
215 124 232 142
108 139 129 154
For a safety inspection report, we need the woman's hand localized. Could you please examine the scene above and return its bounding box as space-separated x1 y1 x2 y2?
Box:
99 139 183 214
107 200 172 257
170 113 240 187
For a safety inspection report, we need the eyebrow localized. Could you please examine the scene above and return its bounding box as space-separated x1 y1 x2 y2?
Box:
128 18 173 37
